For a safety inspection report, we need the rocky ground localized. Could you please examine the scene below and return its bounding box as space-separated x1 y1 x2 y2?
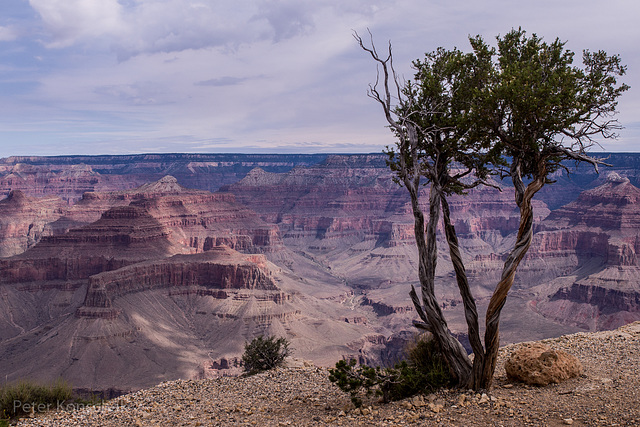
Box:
17 322 640 427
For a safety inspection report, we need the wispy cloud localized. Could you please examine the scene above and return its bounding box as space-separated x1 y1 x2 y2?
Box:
195 76 247 87
0 26 19 42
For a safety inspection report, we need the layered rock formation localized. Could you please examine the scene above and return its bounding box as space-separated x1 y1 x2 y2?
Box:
0 190 66 257
0 175 282 257
0 175 381 391
224 155 548 303
131 187 282 254
224 155 640 341
0 204 182 283
0 163 106 202
0 154 327 201
76 248 278 319
529 173 640 329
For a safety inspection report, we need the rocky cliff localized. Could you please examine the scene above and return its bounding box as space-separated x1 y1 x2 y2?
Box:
0 175 283 257
76 247 278 319
0 204 181 283
224 156 547 295
0 154 327 201
528 173 640 330
0 174 382 391
0 190 66 257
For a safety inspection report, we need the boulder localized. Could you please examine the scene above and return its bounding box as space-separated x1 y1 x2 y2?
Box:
505 343 582 386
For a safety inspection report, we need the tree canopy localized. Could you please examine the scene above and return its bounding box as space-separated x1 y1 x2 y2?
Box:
357 28 629 390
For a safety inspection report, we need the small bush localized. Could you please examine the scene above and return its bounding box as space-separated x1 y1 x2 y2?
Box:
329 335 452 407
406 334 452 388
0 378 72 419
242 335 291 375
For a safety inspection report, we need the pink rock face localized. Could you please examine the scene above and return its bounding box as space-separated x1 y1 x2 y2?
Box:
130 191 282 254
505 343 582 386
543 173 640 231
3 154 640 392
0 190 66 257
0 175 283 258
0 154 327 202
76 247 277 319
224 156 536 249
0 204 179 283
68 176 282 254
0 172 381 392
0 175 285 285
0 162 141 203
530 174 640 330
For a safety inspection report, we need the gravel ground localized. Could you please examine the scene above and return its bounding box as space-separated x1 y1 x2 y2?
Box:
17 321 640 426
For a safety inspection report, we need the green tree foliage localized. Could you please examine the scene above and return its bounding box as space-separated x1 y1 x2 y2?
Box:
357 28 628 390
241 335 291 376
478 29 629 389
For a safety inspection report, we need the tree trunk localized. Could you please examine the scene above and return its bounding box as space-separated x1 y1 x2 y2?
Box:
440 195 484 389
477 161 546 390
407 182 472 386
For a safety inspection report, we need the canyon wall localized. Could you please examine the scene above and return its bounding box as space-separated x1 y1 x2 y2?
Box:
0 190 66 257
0 154 327 202
2 153 640 391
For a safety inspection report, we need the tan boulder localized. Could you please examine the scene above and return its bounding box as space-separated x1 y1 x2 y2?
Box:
505 343 582 386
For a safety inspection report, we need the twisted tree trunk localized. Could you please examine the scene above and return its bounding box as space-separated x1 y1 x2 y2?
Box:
407 182 472 385
477 160 546 390
440 195 484 389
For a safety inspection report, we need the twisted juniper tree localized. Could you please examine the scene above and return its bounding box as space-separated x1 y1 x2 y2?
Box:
357 29 628 390
355 31 497 386
476 29 630 389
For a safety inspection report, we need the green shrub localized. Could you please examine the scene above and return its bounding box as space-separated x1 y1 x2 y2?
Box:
406 334 452 388
0 378 72 419
328 335 452 407
242 335 291 376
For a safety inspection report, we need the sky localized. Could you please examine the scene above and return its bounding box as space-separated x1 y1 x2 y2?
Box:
0 0 638 157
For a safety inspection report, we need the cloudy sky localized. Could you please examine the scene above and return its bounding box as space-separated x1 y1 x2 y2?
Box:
0 0 638 157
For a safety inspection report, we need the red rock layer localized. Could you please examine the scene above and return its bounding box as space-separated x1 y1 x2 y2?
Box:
0 154 327 202
224 156 538 250
542 173 640 232
130 189 282 253
529 174 640 329
0 204 180 283
0 175 283 257
0 162 138 203
77 247 277 318
527 175 640 270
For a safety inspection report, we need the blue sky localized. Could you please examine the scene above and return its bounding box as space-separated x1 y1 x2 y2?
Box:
0 0 638 157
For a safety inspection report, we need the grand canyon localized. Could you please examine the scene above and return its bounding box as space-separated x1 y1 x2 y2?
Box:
1 153 639 395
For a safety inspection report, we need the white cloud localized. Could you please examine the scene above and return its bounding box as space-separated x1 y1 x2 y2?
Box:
26 0 386 58
29 0 125 48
